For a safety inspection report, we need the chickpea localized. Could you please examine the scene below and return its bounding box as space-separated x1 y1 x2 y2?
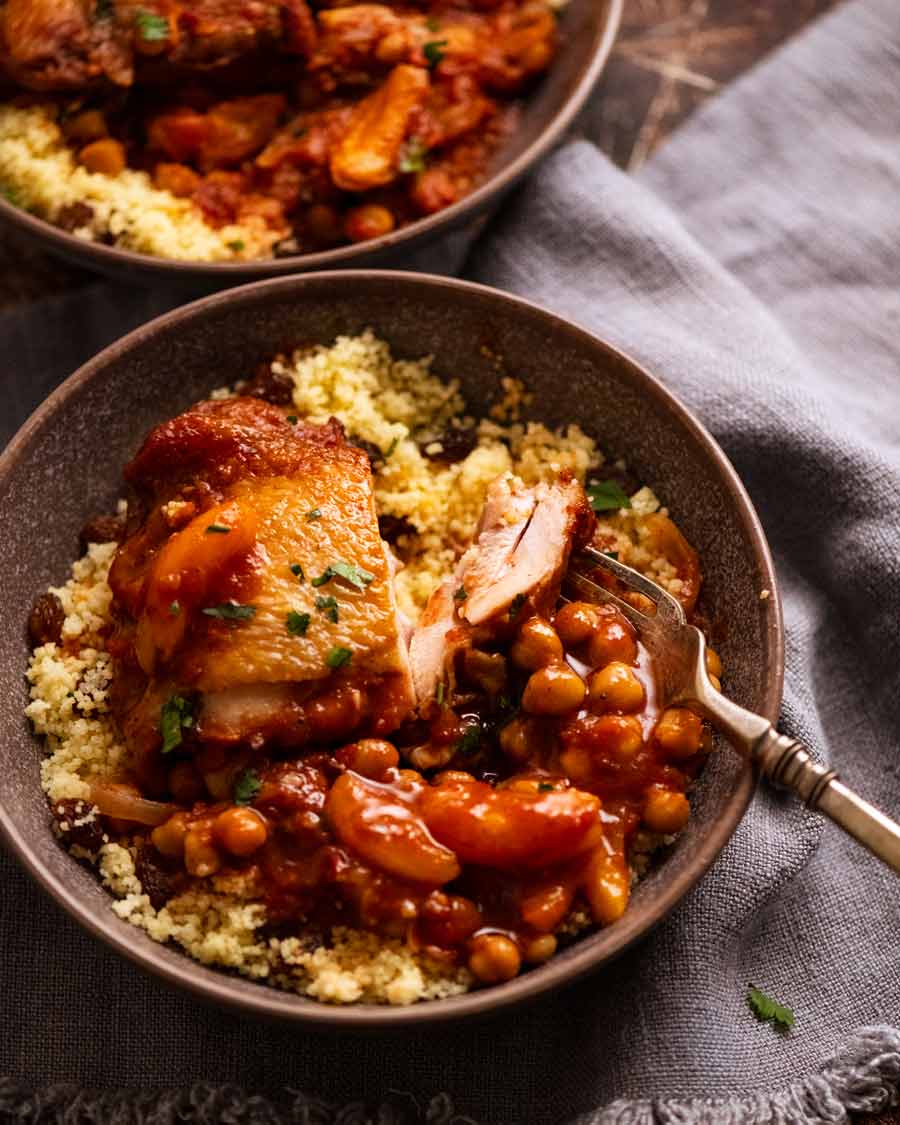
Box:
168 760 205 804
306 203 343 246
498 715 537 764
335 738 399 780
623 591 656 615
587 613 638 668
306 686 363 741
213 807 268 857
522 933 557 964
587 661 645 713
151 811 190 858
708 674 722 693
582 848 630 925
78 138 126 177
184 826 221 877
510 616 564 671
62 109 108 144
344 203 395 243
643 786 691 834
467 933 522 984
554 601 597 647
654 706 704 759
705 647 723 679
588 713 644 761
521 663 586 716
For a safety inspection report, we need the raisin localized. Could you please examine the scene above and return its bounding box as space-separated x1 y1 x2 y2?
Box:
50 798 107 853
135 842 187 911
418 425 478 464
351 438 386 470
28 592 65 647
243 363 295 405
56 202 95 231
79 511 126 553
378 513 417 543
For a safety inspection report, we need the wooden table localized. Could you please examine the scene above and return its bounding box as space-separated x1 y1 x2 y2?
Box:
2 2 897 1119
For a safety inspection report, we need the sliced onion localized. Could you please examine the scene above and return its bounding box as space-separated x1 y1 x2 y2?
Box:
90 782 177 826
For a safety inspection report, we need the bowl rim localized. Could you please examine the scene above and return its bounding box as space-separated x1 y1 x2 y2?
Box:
0 269 784 1027
0 0 624 282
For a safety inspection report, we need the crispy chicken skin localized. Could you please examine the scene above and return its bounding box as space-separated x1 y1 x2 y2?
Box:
409 473 594 711
108 397 414 777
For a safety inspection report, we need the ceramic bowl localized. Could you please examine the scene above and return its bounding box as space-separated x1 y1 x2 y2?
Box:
0 270 783 1025
0 0 622 288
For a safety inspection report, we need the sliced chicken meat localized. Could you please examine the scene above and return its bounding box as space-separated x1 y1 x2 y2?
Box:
108 397 415 783
409 472 594 709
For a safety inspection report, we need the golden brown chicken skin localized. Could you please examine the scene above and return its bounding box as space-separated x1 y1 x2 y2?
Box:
108 396 415 791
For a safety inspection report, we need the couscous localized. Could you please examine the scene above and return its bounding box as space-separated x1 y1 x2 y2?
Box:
26 333 716 1004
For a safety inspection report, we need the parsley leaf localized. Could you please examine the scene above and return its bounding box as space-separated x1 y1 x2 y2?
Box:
454 723 482 756
306 507 322 521
604 550 619 560
169 600 181 617
509 593 526 621
747 985 795 1031
286 610 311 636
287 414 298 425
315 594 339 623
423 39 447 67
538 782 555 792
289 563 305 580
311 560 375 591
135 9 169 41
227 239 245 253
383 436 399 457
454 586 468 602
159 695 193 755
326 645 352 670
436 681 445 706
202 602 256 621
205 523 231 534
586 480 632 512
233 768 262 806
399 138 428 173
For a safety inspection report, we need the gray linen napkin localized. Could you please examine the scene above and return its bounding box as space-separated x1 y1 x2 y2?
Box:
2 0 900 1121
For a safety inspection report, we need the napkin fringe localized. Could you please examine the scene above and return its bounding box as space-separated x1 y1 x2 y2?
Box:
589 1026 900 1124
1 1028 897 1125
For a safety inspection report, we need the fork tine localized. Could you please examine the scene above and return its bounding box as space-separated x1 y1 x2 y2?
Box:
562 571 652 632
573 546 687 626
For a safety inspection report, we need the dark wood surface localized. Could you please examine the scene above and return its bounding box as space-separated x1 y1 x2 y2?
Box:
1 2 897 1118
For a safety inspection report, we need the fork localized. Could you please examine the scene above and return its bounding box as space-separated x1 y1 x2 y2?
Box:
565 545 900 873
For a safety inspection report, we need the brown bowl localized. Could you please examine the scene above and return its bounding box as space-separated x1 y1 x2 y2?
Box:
0 0 622 289
0 271 783 1026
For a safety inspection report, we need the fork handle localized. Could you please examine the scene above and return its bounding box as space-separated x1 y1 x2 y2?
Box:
754 729 900 873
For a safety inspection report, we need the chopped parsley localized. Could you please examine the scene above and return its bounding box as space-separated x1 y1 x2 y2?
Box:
454 723 482 756
159 695 193 755
306 507 323 522
287 414 298 425
233 769 262 806
315 594 339 623
289 563 305 580
747 986 794 1032
286 610 311 636
326 645 353 670
383 436 399 457
135 9 169 41
168 600 181 617
227 239 245 253
202 602 256 622
423 39 447 67
436 682 445 706
205 523 231 534
604 550 619 560
586 480 632 512
538 782 555 792
509 593 526 621
454 586 468 602
399 138 428 173
311 560 375 591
